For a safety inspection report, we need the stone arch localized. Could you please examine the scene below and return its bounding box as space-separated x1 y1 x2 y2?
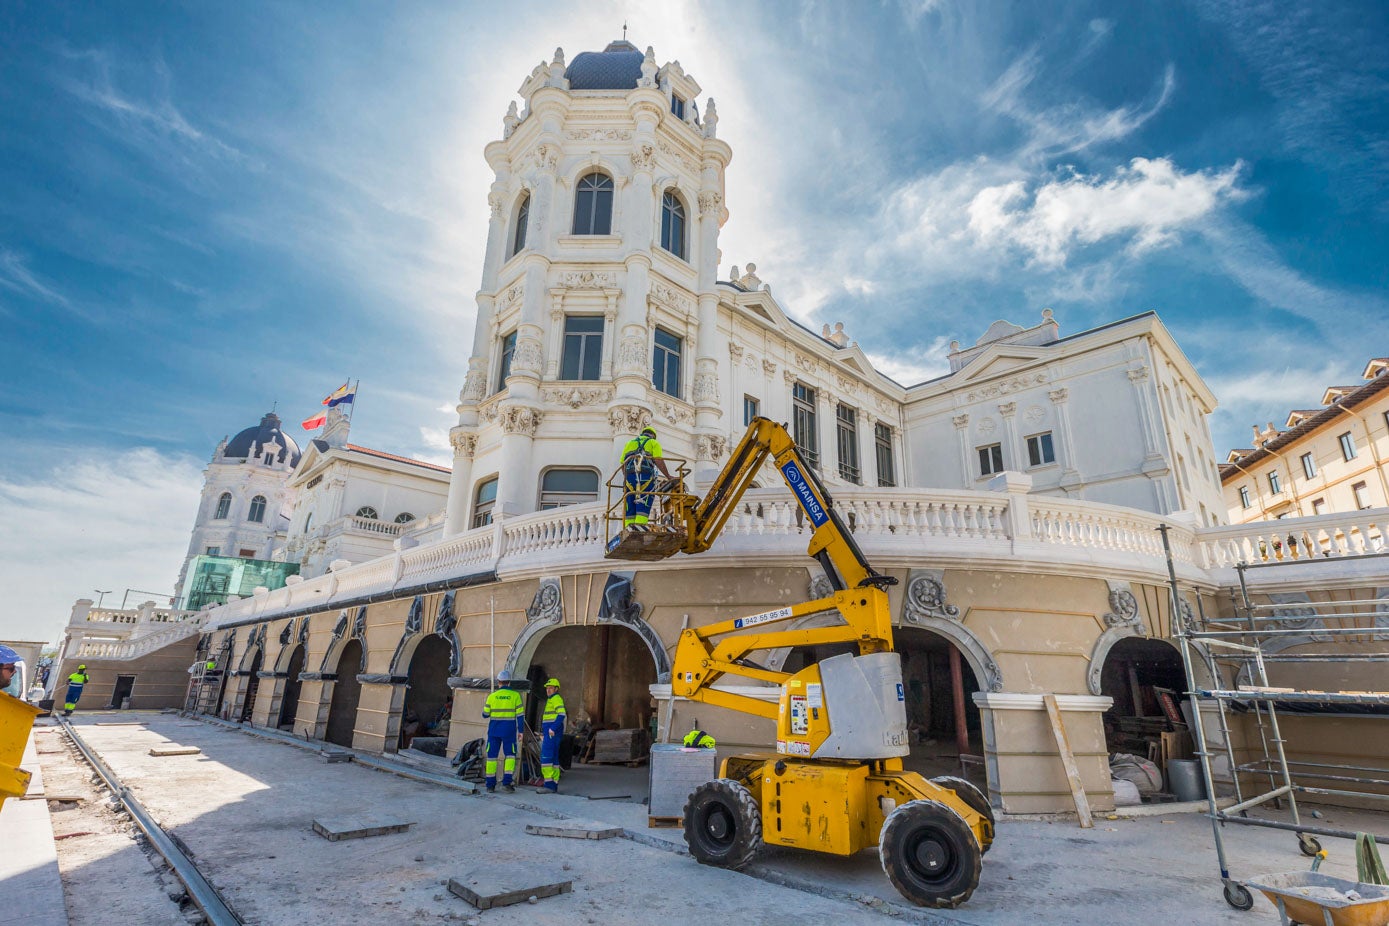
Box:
390 592 459 678
325 639 365 747
318 607 368 675
901 615 1004 694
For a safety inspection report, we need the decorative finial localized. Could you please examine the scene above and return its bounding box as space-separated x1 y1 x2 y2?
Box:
703 98 719 138
551 47 565 67
622 21 628 41
639 45 658 89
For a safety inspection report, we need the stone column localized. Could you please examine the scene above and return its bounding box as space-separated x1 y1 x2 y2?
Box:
442 430 477 537
690 187 726 482
973 693 1115 814
495 406 543 518
998 402 1021 472
1049 388 1084 496
952 413 972 488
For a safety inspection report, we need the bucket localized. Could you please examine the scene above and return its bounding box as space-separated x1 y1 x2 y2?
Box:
1168 759 1206 802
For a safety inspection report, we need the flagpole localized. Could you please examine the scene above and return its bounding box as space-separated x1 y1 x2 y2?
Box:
348 379 359 423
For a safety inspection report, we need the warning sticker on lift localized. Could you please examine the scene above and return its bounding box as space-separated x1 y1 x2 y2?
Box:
807 684 823 709
789 694 809 735
896 682 905 702
733 606 793 630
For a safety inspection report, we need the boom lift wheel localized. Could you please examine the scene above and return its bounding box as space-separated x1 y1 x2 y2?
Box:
683 778 763 870
879 800 982 908
929 776 995 854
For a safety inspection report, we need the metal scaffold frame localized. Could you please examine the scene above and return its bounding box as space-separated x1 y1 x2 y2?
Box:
1157 526 1389 911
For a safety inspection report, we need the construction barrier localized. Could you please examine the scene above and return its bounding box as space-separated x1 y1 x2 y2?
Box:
0 691 42 810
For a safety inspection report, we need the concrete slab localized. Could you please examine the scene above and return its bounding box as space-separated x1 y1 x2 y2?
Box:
0 728 69 926
319 748 352 763
312 815 415 841
525 820 624 840
147 746 201 757
447 868 573 909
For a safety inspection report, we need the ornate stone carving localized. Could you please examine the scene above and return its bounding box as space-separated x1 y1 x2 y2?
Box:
510 339 543 375
1103 587 1142 628
808 573 834 601
794 352 819 374
698 190 723 216
694 434 728 463
951 413 970 430
728 343 744 362
763 359 777 377
998 402 1017 417
487 192 505 220
479 401 500 424
297 617 308 645
565 128 631 142
533 143 559 172
460 369 487 404
782 369 798 386
498 283 524 310
1126 365 1150 383
693 371 719 405
526 578 564 623
835 375 856 393
630 141 656 172
977 417 996 435
1268 592 1322 631
404 596 424 636
964 372 1047 401
904 572 960 621
499 405 543 436
617 335 647 371
543 386 610 409
502 101 520 139
649 279 694 314
703 97 719 138
608 404 652 436
655 400 692 425
1048 388 1069 404
351 606 367 639
560 270 616 289
1024 405 1045 424
656 138 697 173
449 428 477 459
1176 597 1195 631
278 621 292 645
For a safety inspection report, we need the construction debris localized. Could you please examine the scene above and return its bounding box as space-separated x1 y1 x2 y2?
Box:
148 746 201 757
447 868 572 910
312 816 415 841
524 820 623 840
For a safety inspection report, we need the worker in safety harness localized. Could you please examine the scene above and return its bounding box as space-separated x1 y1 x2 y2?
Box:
482 669 523 792
64 664 91 716
621 426 673 529
537 678 566 793
683 728 716 749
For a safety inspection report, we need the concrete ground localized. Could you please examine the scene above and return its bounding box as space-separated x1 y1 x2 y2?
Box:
31 712 1389 925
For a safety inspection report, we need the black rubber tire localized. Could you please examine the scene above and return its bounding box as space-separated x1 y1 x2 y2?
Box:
930 776 995 854
1223 881 1254 911
879 799 982 908
1297 833 1322 857
683 778 763 870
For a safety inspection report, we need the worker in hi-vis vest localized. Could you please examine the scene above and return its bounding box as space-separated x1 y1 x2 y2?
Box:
538 678 566 793
621 426 672 528
683 728 716 749
64 665 91 716
482 669 523 792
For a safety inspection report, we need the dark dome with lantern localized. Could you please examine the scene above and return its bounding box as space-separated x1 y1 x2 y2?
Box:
223 412 301 467
564 39 645 91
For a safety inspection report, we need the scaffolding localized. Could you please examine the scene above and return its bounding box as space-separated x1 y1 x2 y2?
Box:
1160 528 1389 911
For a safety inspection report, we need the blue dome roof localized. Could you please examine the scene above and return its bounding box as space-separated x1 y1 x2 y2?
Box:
565 40 644 91
224 412 301 467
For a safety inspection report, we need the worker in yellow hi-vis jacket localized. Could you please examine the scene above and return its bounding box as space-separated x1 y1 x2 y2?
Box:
538 678 566 793
482 669 523 792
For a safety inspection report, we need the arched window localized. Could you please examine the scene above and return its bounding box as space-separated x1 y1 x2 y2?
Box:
247 495 267 523
394 512 416 524
660 190 686 259
473 477 498 528
214 492 231 519
510 194 529 257
539 468 600 509
355 506 379 520
304 513 313 534
572 172 614 235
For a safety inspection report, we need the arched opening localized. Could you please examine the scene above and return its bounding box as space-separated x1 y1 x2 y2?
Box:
400 636 452 753
325 639 364 747
239 650 263 722
784 626 983 780
1100 637 1188 756
278 645 305 730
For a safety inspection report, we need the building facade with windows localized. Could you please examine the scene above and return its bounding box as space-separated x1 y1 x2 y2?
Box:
1221 358 1389 524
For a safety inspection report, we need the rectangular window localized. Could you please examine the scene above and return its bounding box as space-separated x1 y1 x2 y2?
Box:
1353 481 1371 509
875 423 895 487
743 395 760 427
652 328 682 398
1268 471 1282 494
1026 432 1056 467
835 404 860 484
1239 486 1251 509
670 95 685 119
1312 497 1326 515
560 316 603 381
205 546 220 556
791 382 819 467
1300 452 1316 480
977 443 1004 477
496 330 516 393
238 548 256 558
472 477 498 528
1339 431 1357 461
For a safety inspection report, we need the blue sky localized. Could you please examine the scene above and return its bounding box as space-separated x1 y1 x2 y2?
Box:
2 1 1387 642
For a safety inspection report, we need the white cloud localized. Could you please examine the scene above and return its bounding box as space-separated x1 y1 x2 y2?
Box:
866 337 954 386
0 248 72 311
0 448 205 643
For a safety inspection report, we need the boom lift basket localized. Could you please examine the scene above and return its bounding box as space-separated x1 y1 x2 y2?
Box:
603 455 691 561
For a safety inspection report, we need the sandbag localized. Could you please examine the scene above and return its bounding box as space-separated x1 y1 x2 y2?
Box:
1110 752 1163 793
1112 777 1142 806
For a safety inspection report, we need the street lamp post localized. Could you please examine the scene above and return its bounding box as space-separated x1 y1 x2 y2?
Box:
94 589 112 609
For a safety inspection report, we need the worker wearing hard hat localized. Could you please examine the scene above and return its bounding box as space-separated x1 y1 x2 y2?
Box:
621 426 673 529
683 728 716 749
0 645 21 699
537 678 566 793
482 669 523 793
64 664 91 716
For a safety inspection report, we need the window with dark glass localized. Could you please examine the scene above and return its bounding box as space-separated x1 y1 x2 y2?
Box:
497 330 517 392
835 404 860 484
1268 471 1282 494
1026 432 1055 467
875 423 895 487
539 469 600 509
214 493 231 519
355 506 379 520
560 316 603 380
472 477 498 528
1311 497 1325 515
671 94 685 119
652 328 682 397
791 382 819 467
394 512 416 524
1300 452 1317 480
1339 431 1357 461
510 194 529 257
205 545 220 556
743 395 760 427
572 172 614 235
1239 486 1252 509
660 191 686 259
248 495 266 523
977 443 1003 476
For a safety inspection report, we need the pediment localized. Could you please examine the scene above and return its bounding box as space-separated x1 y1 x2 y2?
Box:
954 345 1050 384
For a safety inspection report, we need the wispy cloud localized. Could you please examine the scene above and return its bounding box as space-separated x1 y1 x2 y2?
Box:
0 248 72 310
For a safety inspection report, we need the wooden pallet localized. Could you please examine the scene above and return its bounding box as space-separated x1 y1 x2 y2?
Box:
648 815 682 829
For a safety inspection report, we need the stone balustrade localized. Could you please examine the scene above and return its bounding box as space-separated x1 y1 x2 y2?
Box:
75 613 208 660
1196 507 1387 569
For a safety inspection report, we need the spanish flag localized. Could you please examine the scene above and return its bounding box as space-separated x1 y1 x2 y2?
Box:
301 410 327 430
322 382 356 408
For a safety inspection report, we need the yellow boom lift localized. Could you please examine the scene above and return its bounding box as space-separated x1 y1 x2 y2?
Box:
604 417 995 908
